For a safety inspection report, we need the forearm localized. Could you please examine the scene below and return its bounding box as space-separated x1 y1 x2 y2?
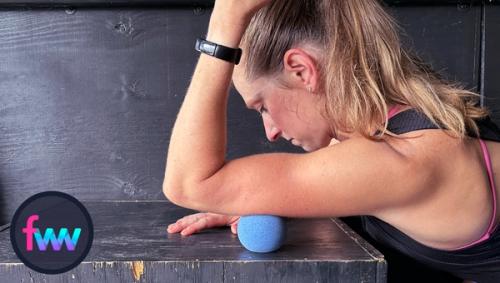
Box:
163 17 245 198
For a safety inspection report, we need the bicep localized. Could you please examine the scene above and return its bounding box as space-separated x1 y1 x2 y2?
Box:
182 139 428 217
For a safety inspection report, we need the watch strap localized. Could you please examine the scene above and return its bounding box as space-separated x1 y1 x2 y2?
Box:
195 38 242 65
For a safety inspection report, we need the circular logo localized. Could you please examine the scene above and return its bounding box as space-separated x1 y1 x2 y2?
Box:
10 191 93 274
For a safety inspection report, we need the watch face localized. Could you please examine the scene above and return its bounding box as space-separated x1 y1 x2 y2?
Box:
196 38 241 64
10 191 93 274
200 41 217 56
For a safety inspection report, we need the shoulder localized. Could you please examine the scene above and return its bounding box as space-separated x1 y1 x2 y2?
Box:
383 128 464 168
285 134 442 216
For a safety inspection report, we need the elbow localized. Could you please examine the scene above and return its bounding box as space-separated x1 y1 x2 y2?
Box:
163 163 190 205
163 163 194 206
162 176 184 206
162 175 205 209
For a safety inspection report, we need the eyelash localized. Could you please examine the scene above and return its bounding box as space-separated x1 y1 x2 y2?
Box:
258 106 267 115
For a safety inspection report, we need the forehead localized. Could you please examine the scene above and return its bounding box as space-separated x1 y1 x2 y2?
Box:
232 65 263 107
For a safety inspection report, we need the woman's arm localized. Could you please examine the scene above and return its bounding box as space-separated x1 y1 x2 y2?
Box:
164 0 267 199
163 1 271 202
163 0 433 218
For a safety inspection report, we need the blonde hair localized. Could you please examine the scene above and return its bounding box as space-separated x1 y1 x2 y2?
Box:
240 0 488 139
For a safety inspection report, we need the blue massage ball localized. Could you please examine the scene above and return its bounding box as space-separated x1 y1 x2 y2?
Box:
237 215 286 253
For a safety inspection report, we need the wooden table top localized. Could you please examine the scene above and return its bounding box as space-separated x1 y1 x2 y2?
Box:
0 201 386 282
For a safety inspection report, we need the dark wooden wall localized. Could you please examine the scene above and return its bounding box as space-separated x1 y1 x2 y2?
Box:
484 4 500 121
0 0 499 225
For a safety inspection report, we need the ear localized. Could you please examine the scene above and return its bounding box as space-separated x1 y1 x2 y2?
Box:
282 48 321 94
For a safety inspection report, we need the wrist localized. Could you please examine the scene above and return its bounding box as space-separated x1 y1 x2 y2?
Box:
195 38 242 65
206 10 249 48
206 23 246 48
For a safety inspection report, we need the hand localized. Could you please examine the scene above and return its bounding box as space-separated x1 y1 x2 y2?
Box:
212 0 273 26
207 0 273 47
167 212 240 236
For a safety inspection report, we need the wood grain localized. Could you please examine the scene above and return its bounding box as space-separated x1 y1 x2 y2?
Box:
483 4 500 122
0 8 301 223
0 0 491 9
0 201 386 283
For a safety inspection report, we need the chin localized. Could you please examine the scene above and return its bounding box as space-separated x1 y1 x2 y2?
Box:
292 139 324 152
302 144 318 152
305 139 332 152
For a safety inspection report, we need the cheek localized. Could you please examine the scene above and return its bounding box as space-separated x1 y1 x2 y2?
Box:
261 113 273 129
269 96 299 124
266 108 289 130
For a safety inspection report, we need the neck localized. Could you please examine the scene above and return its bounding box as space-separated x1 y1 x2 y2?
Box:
335 130 363 141
334 104 407 141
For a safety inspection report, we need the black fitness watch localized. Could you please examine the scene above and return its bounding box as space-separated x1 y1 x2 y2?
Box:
195 37 242 65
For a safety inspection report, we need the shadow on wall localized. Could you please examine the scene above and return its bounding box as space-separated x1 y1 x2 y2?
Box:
489 106 500 125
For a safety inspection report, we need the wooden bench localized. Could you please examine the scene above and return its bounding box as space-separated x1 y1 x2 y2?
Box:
0 201 386 282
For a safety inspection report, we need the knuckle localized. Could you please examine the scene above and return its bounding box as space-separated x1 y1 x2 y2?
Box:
198 217 208 228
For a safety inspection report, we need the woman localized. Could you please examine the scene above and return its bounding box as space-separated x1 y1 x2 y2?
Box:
163 0 500 282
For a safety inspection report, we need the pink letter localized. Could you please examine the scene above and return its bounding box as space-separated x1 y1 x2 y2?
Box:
22 214 39 251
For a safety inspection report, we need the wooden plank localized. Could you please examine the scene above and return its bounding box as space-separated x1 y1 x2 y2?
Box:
0 0 490 8
389 4 481 91
483 4 500 124
0 201 386 282
0 262 225 283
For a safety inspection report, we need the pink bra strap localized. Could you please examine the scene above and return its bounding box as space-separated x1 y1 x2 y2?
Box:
479 139 498 235
388 105 401 120
456 139 497 249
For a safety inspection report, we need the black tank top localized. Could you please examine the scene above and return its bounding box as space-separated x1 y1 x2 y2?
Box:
360 110 500 283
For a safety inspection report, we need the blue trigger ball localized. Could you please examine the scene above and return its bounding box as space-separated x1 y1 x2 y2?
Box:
237 215 286 253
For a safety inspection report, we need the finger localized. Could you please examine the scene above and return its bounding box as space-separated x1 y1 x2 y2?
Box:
230 222 238 234
168 213 233 235
167 214 204 233
228 216 239 234
180 213 230 236
180 217 209 236
205 213 235 227
227 216 240 225
167 223 183 233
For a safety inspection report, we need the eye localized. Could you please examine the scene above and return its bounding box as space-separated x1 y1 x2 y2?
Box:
258 105 268 115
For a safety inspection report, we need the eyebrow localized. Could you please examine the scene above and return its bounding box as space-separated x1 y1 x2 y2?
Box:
245 92 262 110
230 79 262 110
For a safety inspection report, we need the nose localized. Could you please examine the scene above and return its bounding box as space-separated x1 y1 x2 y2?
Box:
262 115 281 142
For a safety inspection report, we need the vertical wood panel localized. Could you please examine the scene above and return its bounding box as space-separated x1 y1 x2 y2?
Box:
483 4 500 123
389 4 481 90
